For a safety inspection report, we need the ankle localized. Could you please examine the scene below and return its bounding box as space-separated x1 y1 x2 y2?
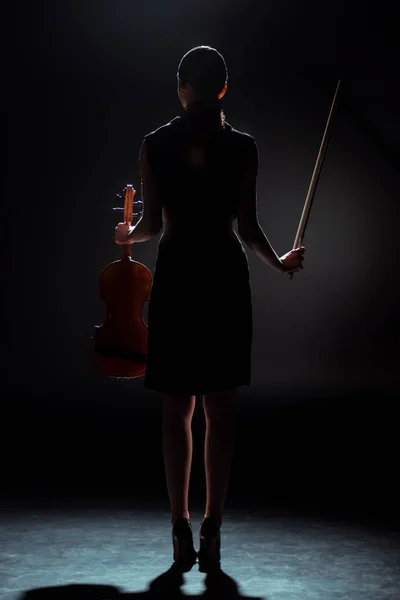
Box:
172 513 190 526
202 514 222 529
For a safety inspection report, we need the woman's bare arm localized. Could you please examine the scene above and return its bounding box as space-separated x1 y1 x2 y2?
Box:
126 140 162 242
237 140 285 274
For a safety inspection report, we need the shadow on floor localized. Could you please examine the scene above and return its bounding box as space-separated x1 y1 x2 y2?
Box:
19 564 262 600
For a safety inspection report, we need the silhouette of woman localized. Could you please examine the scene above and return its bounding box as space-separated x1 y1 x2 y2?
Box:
115 46 305 572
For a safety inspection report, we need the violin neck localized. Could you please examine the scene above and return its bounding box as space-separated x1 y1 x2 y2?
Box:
122 184 135 261
122 244 131 259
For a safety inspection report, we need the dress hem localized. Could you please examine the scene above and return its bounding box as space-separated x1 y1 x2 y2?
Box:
143 379 251 396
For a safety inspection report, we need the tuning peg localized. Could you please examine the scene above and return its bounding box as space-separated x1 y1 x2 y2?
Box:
114 196 143 206
112 191 143 215
112 207 143 217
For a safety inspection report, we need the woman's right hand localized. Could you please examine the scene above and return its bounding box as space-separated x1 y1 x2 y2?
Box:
279 247 306 274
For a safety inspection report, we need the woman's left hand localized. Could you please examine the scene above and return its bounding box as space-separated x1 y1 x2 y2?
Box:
115 222 134 245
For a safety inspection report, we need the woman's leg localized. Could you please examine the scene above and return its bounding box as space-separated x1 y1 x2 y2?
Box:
202 387 237 528
162 394 196 525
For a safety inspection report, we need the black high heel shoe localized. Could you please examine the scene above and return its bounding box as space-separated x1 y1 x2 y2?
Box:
197 516 221 573
172 517 198 572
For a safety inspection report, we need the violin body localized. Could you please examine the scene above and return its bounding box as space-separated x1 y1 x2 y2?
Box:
93 185 153 378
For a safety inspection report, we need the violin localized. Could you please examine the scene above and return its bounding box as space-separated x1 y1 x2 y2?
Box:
93 184 153 378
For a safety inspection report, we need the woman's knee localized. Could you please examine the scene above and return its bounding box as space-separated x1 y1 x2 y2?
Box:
162 394 196 419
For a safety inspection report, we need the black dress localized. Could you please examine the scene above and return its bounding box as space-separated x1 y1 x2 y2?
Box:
143 105 256 396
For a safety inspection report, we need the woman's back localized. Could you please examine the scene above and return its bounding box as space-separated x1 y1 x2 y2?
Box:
143 47 254 396
144 103 257 259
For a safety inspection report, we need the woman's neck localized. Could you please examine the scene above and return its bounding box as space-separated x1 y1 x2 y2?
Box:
184 100 225 129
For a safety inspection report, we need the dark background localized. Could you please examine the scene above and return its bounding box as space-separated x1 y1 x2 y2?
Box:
2 1 399 522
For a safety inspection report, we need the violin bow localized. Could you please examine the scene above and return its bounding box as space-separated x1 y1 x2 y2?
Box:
290 80 341 280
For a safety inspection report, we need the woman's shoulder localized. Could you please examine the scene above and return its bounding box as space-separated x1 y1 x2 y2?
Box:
144 116 256 155
224 122 256 146
144 117 182 143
